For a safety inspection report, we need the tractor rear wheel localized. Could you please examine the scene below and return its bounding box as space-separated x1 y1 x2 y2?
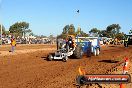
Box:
73 45 83 59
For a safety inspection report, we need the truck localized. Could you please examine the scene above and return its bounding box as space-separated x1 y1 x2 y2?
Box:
47 36 100 62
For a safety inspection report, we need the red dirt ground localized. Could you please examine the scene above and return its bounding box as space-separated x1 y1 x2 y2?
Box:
0 44 132 88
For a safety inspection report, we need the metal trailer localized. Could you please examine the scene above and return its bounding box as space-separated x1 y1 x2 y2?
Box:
47 37 100 62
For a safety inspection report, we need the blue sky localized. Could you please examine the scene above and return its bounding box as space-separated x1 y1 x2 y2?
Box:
1 0 132 36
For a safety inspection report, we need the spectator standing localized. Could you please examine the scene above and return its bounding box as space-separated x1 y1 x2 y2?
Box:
10 36 16 53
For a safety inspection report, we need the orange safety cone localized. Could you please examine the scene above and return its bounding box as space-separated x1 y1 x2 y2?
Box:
123 57 129 74
120 57 129 88
78 67 86 75
120 83 125 88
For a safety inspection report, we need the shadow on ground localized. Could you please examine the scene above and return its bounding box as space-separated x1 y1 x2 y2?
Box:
41 56 65 62
108 45 117 47
98 60 119 63
41 56 48 60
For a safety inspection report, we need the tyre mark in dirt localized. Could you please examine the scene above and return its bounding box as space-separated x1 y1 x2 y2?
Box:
0 52 65 87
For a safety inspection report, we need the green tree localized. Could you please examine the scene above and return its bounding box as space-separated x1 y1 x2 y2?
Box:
9 22 31 38
29 32 34 36
68 24 75 35
4 31 10 35
129 30 132 34
62 25 69 34
99 30 107 37
60 24 76 39
40 35 47 38
115 33 124 40
89 28 100 37
89 28 99 33
60 24 88 39
106 24 121 38
80 31 89 37
49 34 54 39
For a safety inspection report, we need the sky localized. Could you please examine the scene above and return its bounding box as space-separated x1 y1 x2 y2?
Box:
0 0 132 36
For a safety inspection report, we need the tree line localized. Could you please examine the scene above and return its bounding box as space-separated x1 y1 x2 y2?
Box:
58 24 88 39
59 24 132 40
0 22 32 38
89 24 123 40
0 22 53 38
1 22 132 40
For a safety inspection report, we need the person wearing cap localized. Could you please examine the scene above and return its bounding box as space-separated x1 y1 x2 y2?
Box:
10 36 16 53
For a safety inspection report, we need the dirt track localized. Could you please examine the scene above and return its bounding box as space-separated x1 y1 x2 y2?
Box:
0 44 132 88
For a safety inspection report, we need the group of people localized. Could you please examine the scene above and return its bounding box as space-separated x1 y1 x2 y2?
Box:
1 35 76 54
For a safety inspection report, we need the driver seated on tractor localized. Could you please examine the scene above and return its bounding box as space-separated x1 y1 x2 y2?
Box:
66 35 76 50
68 36 73 49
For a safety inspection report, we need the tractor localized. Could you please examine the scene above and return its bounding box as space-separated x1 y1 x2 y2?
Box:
47 35 100 62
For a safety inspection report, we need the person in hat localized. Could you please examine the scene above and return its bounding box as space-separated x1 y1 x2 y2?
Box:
10 36 16 53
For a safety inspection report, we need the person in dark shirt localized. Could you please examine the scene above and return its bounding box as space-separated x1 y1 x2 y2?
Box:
67 36 73 49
